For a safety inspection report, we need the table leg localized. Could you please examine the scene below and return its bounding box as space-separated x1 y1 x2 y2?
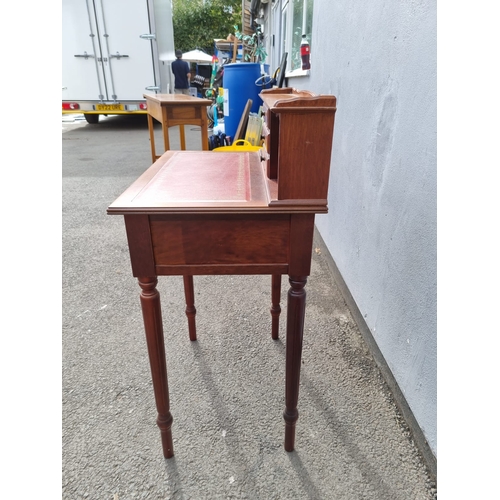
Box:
138 277 174 458
200 114 209 150
147 114 156 164
183 275 197 341
179 125 186 150
283 275 307 452
271 274 282 340
161 115 170 153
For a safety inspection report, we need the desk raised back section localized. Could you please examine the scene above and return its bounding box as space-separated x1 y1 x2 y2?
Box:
260 88 337 208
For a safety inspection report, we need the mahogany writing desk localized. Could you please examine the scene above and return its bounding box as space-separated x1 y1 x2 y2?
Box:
143 93 212 164
108 89 336 458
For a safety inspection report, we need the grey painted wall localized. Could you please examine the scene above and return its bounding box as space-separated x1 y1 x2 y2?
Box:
281 1 437 455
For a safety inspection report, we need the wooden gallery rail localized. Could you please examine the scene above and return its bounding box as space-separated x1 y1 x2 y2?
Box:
107 88 337 458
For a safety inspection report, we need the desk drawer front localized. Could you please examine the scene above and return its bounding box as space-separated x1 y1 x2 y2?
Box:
167 107 201 121
150 214 290 267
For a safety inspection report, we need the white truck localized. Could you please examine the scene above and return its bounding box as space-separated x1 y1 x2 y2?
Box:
62 0 175 124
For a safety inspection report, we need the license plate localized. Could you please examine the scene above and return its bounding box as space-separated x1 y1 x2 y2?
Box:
95 104 124 111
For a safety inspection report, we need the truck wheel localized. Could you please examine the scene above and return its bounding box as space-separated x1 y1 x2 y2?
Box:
84 114 99 124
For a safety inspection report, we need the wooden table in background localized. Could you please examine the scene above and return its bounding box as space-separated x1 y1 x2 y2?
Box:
109 89 337 459
143 93 212 163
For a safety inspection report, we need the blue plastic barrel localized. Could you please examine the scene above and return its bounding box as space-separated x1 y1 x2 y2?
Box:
222 63 270 141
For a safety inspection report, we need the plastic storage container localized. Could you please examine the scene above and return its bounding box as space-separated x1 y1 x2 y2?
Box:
222 62 270 140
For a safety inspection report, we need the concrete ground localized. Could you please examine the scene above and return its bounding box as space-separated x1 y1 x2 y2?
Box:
62 113 436 499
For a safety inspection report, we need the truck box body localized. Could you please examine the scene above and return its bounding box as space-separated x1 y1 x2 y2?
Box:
62 0 175 123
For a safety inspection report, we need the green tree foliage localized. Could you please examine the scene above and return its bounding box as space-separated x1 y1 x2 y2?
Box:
172 0 242 55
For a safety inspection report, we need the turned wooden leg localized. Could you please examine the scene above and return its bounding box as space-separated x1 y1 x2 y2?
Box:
271 274 282 340
283 276 307 452
183 275 197 341
138 277 174 458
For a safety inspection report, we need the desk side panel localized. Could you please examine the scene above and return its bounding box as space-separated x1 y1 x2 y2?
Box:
166 106 202 123
277 112 335 201
150 214 290 269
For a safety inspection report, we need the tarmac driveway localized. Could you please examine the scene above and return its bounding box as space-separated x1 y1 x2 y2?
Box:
62 114 436 499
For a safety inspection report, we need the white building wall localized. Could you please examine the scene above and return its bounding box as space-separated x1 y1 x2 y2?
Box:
283 0 437 455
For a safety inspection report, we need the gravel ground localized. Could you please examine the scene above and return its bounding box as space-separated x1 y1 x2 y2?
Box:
62 114 436 499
